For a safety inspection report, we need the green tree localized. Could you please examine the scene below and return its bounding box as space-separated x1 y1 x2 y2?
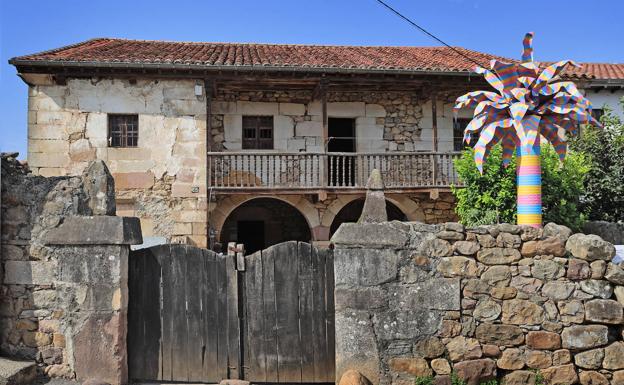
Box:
452 144 589 230
570 100 624 222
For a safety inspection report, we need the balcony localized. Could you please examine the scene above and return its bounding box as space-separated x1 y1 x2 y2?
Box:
207 152 463 192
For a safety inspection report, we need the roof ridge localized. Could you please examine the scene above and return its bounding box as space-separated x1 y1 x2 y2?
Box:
55 37 478 50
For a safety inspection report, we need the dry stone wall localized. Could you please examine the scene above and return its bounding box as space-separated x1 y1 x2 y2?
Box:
332 221 623 385
1 154 140 384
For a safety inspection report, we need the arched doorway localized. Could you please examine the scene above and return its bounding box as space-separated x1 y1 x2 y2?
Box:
329 198 407 236
221 198 312 254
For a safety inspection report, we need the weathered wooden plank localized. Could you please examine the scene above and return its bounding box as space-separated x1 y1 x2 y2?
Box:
226 253 241 379
244 251 266 381
274 241 302 382
324 248 336 382
261 245 279 382
186 247 204 381
158 245 174 381
202 249 219 381
311 245 328 381
127 249 143 381
216 254 229 380
171 245 189 381
298 242 315 382
142 248 164 381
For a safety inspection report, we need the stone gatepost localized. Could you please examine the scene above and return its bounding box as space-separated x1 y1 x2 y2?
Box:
331 221 461 385
44 216 142 385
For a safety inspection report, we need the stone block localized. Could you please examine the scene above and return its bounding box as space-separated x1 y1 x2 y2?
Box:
334 248 399 286
279 102 305 116
605 263 624 285
584 299 623 324
29 139 68 153
580 279 613 299
365 104 386 117
474 323 524 346
334 287 387 311
113 172 155 189
331 222 409 248
335 311 379 385
540 364 578 385
574 348 604 369
476 247 521 265
453 358 496 385
526 331 561 350
44 216 143 245
501 299 544 325
212 101 237 114
237 101 278 115
3 261 57 285
223 115 243 141
566 233 616 261
389 357 432 377
437 257 479 278
389 279 460 311
287 138 306 151
602 342 624 370
28 152 69 168
311 102 365 117
295 121 322 137
561 325 608 350
73 313 127 385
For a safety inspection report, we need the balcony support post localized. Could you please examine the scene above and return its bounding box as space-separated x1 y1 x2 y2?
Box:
321 78 329 189
431 92 439 185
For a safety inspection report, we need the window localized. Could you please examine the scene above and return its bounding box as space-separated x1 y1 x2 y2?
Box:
453 118 473 151
242 116 274 149
108 114 139 147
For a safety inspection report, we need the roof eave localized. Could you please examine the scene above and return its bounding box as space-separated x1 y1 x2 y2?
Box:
9 58 476 77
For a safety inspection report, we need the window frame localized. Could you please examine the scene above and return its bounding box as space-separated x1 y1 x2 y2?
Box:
108 114 139 148
242 115 274 150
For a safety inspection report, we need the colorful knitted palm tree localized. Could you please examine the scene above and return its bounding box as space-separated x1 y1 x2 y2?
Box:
454 33 599 227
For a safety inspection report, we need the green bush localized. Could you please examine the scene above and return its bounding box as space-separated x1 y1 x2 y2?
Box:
452 143 589 231
570 101 624 222
414 376 434 385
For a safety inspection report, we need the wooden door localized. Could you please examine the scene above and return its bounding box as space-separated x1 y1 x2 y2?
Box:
242 241 335 383
128 241 334 384
128 244 240 383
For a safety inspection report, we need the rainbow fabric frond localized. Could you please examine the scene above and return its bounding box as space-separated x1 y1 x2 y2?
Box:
453 33 600 228
453 33 600 173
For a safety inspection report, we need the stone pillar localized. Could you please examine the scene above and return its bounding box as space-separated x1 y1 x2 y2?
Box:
44 216 142 385
331 221 461 385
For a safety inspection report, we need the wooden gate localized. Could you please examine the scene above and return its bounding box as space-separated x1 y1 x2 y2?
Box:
128 241 334 384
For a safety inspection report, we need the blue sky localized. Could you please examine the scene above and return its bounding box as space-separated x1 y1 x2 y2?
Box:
1 0 623 158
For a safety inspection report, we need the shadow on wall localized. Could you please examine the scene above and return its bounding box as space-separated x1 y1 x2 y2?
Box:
220 197 312 254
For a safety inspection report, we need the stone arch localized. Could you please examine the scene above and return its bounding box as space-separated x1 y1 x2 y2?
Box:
210 194 320 242
326 196 410 237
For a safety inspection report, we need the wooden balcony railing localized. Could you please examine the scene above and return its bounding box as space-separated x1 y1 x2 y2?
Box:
207 152 463 190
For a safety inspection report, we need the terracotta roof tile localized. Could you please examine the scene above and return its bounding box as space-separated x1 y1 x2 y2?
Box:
9 38 508 74
10 38 624 81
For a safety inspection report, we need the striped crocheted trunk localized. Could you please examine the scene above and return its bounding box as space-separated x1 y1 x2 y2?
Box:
517 142 542 227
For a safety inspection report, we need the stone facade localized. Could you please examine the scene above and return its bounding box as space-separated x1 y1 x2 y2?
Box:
212 89 468 153
27 78 208 247
1 154 140 384
25 78 463 247
332 221 623 385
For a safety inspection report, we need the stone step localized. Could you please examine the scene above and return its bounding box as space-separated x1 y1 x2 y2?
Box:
0 357 37 385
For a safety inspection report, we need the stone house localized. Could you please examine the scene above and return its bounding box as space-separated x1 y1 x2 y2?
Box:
9 39 624 252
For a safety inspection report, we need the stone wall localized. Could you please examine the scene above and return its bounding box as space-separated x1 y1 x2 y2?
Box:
212 89 470 153
332 221 623 385
25 78 469 248
27 78 208 247
1 154 140 384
